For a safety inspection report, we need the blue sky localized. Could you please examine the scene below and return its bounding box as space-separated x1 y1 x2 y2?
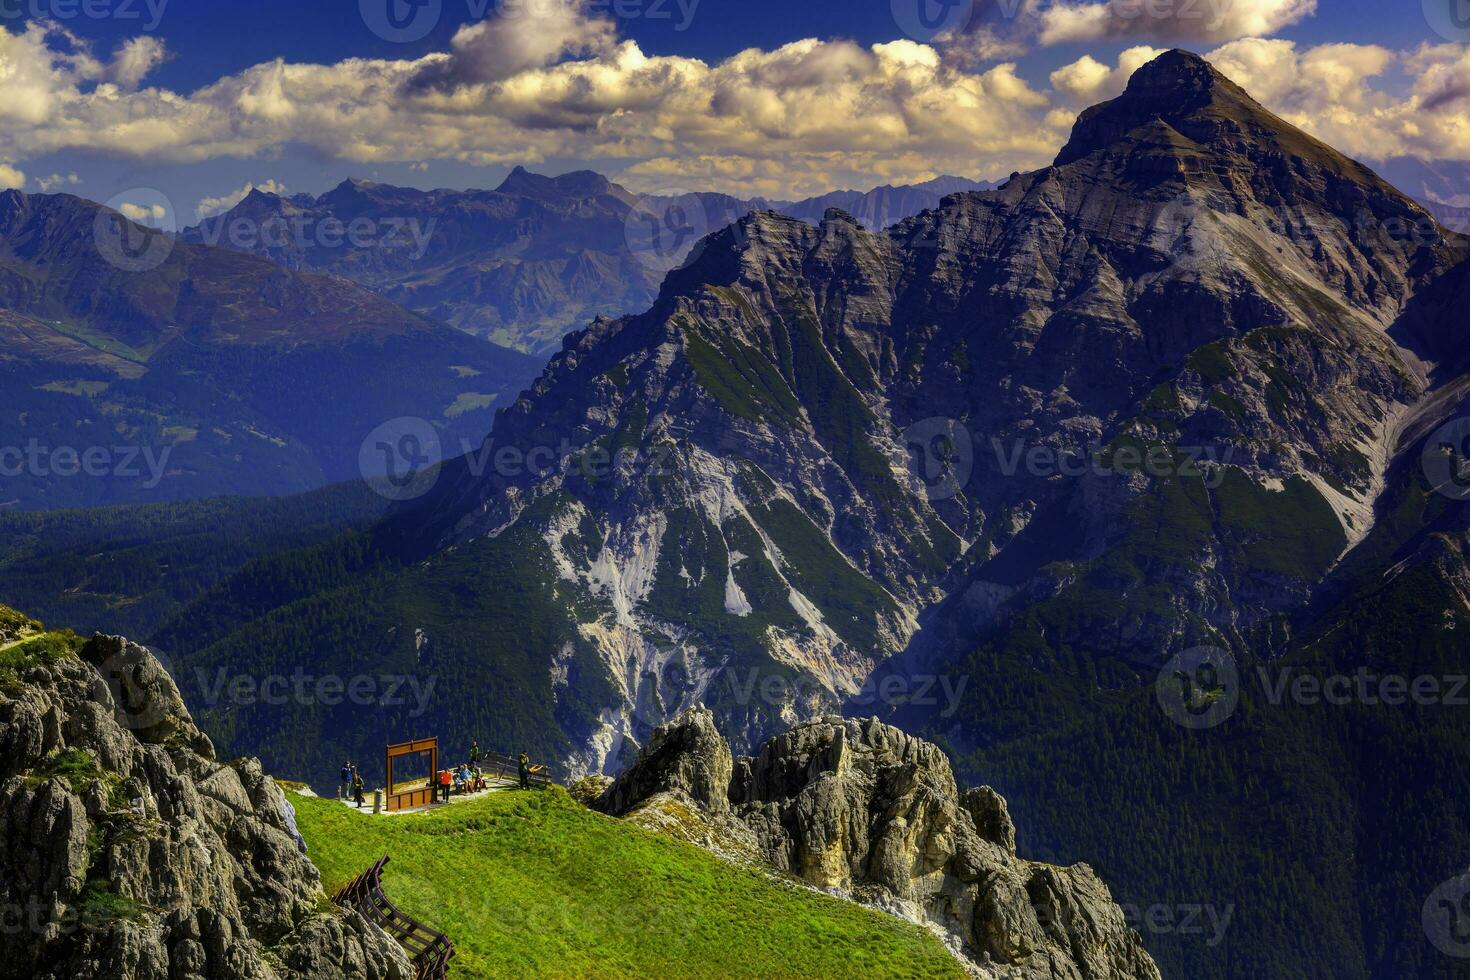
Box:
2 0 1467 217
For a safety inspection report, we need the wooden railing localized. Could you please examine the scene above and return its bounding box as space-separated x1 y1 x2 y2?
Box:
477 750 554 787
333 856 454 980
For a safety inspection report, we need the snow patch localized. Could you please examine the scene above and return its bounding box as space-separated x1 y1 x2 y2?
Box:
584 512 665 627
724 567 752 616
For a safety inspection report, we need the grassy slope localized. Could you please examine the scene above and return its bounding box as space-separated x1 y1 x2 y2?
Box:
290 788 961 980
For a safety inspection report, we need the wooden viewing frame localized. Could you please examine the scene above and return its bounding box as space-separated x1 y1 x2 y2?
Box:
385 736 439 812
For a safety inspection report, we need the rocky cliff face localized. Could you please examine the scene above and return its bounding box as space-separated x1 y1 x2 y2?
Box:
0 627 412 980
595 709 1159 979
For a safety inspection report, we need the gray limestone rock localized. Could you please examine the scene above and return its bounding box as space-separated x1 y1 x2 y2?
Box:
0 634 414 980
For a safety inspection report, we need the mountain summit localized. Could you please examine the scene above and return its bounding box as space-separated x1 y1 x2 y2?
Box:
1056 49 1249 165
1056 49 1404 198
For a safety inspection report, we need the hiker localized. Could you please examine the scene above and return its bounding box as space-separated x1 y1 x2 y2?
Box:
438 767 452 803
352 768 365 808
340 760 352 801
470 740 480 767
518 752 535 790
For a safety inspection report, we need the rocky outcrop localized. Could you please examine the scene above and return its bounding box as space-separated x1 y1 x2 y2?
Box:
0 631 414 980
596 710 1160 979
596 705 733 817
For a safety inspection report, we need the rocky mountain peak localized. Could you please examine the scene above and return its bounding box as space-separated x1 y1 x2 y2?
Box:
657 207 817 300
495 165 615 201
822 206 860 226
0 186 28 217
1057 48 1313 168
238 186 282 207
1119 48 1232 107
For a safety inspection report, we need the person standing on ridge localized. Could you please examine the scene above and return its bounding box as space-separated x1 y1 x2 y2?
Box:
340 760 352 801
352 767 365 808
518 752 531 789
438 766 453 803
470 740 480 767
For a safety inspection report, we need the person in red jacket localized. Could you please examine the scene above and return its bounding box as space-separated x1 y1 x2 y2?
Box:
437 767 452 803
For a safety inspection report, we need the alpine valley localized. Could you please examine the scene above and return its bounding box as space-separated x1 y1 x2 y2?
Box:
0 190 543 509
5 49 1470 979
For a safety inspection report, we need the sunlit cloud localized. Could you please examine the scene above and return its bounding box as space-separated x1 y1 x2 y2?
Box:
0 7 1466 199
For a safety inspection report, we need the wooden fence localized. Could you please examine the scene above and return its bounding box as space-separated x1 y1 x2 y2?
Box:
477 750 554 788
333 855 454 980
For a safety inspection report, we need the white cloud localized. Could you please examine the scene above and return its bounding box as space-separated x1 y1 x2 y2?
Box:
935 26 1032 70
194 179 289 218
35 172 79 192
1203 39 1421 161
1050 46 1165 105
1039 0 1316 46
118 201 167 224
421 3 617 86
5 14 1470 198
0 163 24 189
0 19 1061 196
109 36 168 89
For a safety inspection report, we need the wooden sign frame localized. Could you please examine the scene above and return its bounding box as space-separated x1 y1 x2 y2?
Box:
385 736 439 811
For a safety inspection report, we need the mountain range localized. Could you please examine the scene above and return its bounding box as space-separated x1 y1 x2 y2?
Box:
1379 156 1470 233
4 49 1470 979
0 189 542 510
182 172 996 354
